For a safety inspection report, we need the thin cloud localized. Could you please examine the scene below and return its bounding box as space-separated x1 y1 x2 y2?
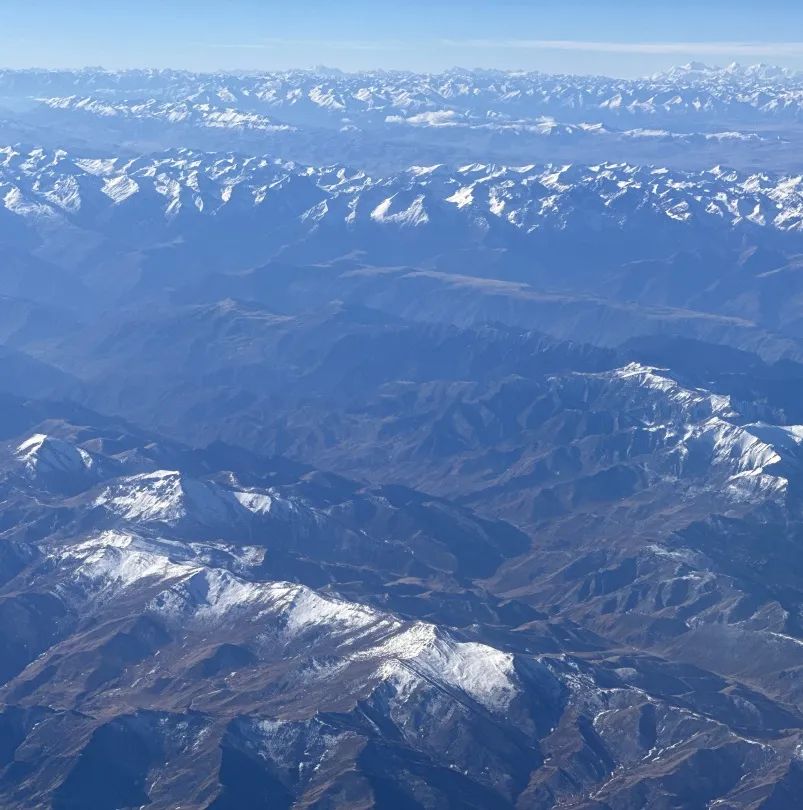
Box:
439 39 803 57
201 38 409 53
197 37 803 62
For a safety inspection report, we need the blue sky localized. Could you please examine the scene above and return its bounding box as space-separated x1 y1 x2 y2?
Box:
4 1 803 76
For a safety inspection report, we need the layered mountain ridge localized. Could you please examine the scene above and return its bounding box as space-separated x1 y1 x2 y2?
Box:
4 64 803 171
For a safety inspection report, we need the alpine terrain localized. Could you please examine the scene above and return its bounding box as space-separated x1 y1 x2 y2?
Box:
0 60 802 809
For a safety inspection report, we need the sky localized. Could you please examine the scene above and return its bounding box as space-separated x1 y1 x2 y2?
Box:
4 0 803 77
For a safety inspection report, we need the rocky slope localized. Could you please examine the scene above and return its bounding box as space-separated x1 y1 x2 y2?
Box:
0 392 801 808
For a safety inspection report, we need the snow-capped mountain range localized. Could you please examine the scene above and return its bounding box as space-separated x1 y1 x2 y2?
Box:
6 62 803 126
2 146 803 236
1 61 803 807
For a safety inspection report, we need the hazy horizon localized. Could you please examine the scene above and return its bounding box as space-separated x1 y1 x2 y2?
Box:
0 57 799 81
2 0 803 78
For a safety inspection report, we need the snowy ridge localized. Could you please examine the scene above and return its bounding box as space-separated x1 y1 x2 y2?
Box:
613 363 735 419
10 429 524 718
55 528 523 714
93 469 309 530
608 364 803 499
384 111 768 144
41 96 295 133
16 433 94 475
46 92 775 143
94 470 242 525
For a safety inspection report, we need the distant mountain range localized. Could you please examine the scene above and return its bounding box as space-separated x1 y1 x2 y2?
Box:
6 62 803 125
2 64 803 171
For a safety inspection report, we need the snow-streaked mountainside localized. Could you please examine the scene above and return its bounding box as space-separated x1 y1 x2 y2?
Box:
41 96 296 132
1 381 802 808
3 146 803 235
563 362 803 502
52 527 528 719
39 94 773 144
